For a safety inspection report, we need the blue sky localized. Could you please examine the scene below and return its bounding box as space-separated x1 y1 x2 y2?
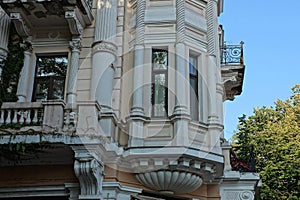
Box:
219 0 300 139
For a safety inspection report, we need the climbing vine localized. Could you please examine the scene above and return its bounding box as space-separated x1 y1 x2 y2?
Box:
0 25 25 107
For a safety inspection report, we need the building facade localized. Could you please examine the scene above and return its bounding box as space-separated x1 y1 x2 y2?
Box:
0 0 259 199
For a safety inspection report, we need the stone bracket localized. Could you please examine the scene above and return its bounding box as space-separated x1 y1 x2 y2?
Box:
10 12 31 38
65 10 84 36
73 147 104 199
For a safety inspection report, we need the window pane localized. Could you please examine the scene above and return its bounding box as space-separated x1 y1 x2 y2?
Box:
153 51 167 70
52 78 65 100
189 56 197 75
190 77 198 120
34 79 49 102
189 55 198 121
36 56 68 77
154 74 166 116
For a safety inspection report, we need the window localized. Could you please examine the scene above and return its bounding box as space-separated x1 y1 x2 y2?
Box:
151 49 168 117
189 55 198 121
32 54 68 102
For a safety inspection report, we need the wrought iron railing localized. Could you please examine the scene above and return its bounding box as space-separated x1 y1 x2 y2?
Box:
230 145 256 172
221 41 244 65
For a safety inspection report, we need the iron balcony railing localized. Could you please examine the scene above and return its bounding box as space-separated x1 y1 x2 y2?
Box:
221 41 244 65
230 145 256 172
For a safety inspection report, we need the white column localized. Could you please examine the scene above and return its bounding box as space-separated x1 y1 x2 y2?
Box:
130 0 146 116
16 43 32 102
205 0 223 154
173 0 188 116
128 0 146 147
0 10 10 79
206 0 220 123
90 0 118 110
67 38 81 104
172 0 190 147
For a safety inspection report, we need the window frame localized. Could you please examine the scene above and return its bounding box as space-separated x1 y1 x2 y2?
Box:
189 54 199 121
151 48 168 118
32 53 68 102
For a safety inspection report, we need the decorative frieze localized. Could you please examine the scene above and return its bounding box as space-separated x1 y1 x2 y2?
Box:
92 41 117 55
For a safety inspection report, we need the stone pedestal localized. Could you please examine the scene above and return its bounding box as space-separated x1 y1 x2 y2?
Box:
42 100 66 132
220 171 260 200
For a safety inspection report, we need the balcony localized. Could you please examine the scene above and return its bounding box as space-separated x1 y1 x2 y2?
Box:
0 101 76 134
0 0 93 38
221 41 245 101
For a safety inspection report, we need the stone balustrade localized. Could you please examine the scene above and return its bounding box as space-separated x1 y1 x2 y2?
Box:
0 101 78 134
0 102 43 125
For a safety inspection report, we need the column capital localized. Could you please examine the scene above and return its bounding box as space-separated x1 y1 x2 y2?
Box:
70 38 82 52
20 41 33 53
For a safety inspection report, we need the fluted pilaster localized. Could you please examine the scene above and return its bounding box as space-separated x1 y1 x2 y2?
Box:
0 9 10 60
67 38 81 104
95 0 118 42
206 0 219 57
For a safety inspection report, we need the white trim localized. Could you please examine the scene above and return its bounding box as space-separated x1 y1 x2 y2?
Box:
0 185 68 198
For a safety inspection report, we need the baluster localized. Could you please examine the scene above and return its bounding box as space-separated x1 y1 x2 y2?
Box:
12 109 18 123
6 109 11 124
39 109 44 124
25 110 31 124
0 110 4 124
19 110 24 124
73 111 78 128
32 109 38 123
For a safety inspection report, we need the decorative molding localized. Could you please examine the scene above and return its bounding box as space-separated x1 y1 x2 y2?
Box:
0 185 68 197
10 12 31 38
65 10 84 36
239 191 255 200
92 41 117 55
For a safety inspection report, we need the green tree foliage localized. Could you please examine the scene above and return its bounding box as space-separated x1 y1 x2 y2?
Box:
0 25 24 106
232 85 300 200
